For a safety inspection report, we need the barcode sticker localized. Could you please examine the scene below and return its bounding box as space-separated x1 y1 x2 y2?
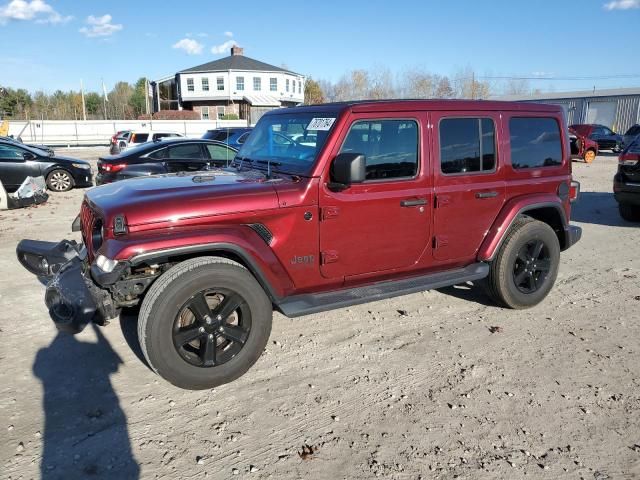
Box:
307 117 336 131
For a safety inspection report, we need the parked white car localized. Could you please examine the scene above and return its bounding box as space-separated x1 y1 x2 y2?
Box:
120 130 184 151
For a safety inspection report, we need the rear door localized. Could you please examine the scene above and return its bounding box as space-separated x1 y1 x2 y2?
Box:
431 112 505 261
204 143 237 167
0 143 41 191
164 143 209 172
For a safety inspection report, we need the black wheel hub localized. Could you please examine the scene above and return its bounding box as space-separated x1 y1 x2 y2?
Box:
172 289 251 368
512 239 551 294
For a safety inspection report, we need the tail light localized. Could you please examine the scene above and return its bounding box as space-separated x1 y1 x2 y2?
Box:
103 163 127 173
569 180 580 202
619 153 639 166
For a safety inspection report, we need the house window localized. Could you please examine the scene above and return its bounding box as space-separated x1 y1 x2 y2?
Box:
253 77 261 91
236 76 244 91
286 79 289 92
270 77 277 92
217 106 225 119
292 80 296 93
202 78 209 91
201 106 209 120
217 77 224 91
186 78 194 92
299 80 302 94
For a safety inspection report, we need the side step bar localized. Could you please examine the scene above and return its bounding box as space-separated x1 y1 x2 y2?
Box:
278 262 489 318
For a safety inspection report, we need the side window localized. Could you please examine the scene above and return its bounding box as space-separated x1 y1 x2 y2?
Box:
167 144 203 159
148 147 168 159
206 144 235 162
439 118 496 174
509 117 562 169
339 119 418 181
0 144 26 159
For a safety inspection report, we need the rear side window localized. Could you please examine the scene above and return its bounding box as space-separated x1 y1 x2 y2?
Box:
237 132 251 144
340 119 418 180
133 133 149 143
509 117 562 169
167 144 203 159
439 118 496 174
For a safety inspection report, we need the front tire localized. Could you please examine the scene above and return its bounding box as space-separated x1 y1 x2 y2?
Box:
138 256 273 390
619 203 640 222
486 217 560 309
46 169 74 192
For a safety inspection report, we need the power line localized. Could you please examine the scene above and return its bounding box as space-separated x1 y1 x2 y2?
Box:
477 74 640 81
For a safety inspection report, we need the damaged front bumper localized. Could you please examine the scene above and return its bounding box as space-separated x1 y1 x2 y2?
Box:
16 239 120 334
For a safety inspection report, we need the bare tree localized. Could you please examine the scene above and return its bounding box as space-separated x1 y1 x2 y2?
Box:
504 78 531 96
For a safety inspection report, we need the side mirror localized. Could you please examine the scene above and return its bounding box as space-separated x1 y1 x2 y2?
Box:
330 152 366 190
23 151 36 160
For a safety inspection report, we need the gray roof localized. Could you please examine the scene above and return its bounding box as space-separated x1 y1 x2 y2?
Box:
495 86 640 101
179 55 299 75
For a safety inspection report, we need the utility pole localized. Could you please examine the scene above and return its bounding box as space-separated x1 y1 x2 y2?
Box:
101 79 108 120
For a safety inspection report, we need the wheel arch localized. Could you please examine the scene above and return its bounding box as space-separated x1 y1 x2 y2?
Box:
478 200 569 262
129 242 287 303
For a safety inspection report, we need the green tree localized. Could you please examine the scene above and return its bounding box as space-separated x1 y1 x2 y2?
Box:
304 78 325 104
84 92 101 116
128 77 149 118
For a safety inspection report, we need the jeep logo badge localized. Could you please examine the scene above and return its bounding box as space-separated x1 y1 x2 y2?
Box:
290 255 314 265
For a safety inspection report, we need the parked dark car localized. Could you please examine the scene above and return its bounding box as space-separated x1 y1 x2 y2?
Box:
0 135 55 156
0 140 92 192
621 124 640 150
202 127 253 147
96 138 237 185
569 124 622 152
614 138 640 222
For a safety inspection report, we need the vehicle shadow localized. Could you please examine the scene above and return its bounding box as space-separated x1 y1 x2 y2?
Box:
437 281 497 307
118 307 152 370
33 324 140 479
570 191 637 227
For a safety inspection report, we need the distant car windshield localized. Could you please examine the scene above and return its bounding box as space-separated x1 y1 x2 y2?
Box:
236 112 338 175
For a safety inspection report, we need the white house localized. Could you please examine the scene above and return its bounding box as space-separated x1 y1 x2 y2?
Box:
153 46 305 124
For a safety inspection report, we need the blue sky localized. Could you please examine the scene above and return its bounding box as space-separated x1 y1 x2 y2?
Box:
0 0 638 94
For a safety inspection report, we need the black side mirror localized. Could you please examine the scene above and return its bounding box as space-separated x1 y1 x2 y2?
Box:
23 151 36 160
330 152 366 190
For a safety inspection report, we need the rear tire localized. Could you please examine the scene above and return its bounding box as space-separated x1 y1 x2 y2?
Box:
486 217 560 309
619 203 640 222
138 256 273 390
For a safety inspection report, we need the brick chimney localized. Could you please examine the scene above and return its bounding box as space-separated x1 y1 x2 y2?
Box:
230 45 244 56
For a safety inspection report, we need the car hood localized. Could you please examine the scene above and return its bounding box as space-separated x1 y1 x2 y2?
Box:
51 155 90 165
85 169 282 230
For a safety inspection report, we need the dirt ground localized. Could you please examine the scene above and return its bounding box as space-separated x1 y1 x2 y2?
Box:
1 147 639 480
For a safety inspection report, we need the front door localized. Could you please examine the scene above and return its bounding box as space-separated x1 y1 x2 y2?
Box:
319 113 431 279
0 144 41 191
431 112 506 261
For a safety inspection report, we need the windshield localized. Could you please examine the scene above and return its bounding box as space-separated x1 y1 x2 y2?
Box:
236 112 337 175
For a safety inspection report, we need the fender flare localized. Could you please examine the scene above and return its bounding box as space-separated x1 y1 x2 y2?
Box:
128 241 289 302
477 197 568 262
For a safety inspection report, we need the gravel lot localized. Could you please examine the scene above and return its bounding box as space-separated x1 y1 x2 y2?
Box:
1 148 639 480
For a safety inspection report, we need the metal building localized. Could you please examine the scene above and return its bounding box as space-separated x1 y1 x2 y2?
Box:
498 87 640 134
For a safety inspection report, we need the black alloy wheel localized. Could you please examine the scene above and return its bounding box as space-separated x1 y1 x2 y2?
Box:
173 289 251 368
512 239 551 294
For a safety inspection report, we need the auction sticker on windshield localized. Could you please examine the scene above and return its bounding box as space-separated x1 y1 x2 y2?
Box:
307 118 336 131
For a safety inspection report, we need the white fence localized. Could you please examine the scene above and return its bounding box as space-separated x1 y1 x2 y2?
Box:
6 119 249 146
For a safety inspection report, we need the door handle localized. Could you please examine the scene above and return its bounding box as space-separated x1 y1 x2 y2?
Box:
475 191 498 199
400 198 428 207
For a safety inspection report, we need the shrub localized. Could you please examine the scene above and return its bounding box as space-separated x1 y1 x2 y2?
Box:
138 110 201 120
221 113 239 120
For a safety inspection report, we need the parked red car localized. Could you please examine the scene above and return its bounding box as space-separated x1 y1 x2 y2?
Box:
570 124 622 153
18 100 582 390
569 127 599 163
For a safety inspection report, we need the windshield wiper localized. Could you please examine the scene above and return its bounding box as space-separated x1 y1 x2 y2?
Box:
256 160 282 166
233 156 253 170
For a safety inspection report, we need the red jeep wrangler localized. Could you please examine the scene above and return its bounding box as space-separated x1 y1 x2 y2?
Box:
17 100 582 390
